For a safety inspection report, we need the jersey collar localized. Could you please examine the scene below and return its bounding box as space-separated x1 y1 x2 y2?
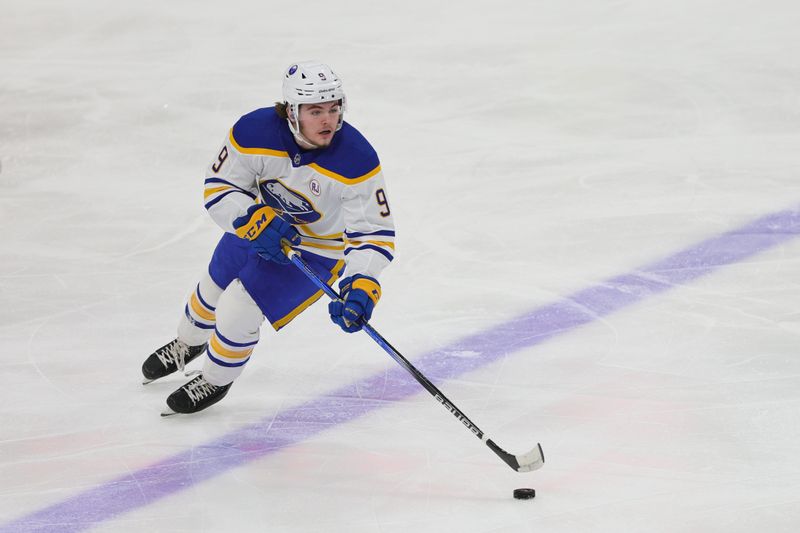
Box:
279 119 340 167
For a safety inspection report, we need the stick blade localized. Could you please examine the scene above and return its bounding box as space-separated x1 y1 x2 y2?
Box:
486 439 545 472
515 443 545 472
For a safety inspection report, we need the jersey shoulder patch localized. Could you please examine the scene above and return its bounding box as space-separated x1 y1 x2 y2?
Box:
230 108 288 157
311 122 381 184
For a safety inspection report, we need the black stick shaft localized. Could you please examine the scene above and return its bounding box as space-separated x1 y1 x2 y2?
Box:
284 248 543 472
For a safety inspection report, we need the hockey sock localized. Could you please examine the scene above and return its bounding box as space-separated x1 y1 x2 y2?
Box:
177 271 224 346
202 280 265 385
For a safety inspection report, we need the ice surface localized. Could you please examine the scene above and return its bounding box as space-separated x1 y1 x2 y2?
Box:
2 1 800 531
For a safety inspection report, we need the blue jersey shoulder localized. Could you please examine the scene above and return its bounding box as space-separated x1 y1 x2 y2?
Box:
314 122 380 180
231 107 286 152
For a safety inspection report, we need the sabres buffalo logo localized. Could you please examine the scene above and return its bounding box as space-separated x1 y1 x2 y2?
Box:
258 179 322 224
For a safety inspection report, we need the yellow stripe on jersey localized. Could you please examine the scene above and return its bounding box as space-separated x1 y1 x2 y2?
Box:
346 239 396 250
308 163 382 185
228 129 289 158
300 241 346 251
190 293 216 321
299 226 344 240
210 335 254 359
203 185 232 199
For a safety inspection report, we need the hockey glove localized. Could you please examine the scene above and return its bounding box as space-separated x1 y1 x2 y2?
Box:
328 275 381 333
233 204 300 264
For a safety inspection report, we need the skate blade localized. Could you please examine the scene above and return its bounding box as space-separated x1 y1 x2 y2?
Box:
144 370 195 386
160 408 179 417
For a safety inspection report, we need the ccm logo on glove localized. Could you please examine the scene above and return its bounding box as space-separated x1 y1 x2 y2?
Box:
234 204 301 264
235 206 276 240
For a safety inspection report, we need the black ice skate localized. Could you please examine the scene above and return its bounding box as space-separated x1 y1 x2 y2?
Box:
161 375 232 416
141 339 206 384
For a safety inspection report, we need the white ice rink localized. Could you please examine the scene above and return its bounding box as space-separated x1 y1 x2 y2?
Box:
3 1 800 531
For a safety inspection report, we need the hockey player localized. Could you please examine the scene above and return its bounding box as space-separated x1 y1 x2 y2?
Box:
142 61 395 415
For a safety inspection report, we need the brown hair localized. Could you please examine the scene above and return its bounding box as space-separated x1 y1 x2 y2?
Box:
274 101 289 119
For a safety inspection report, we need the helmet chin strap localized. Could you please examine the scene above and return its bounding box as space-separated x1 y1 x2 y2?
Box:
293 129 318 150
287 105 319 150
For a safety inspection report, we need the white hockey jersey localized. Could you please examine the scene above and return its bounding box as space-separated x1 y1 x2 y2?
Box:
203 107 395 282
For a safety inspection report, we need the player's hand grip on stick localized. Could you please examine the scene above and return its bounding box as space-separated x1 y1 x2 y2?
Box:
281 244 545 473
329 275 380 333
234 205 301 264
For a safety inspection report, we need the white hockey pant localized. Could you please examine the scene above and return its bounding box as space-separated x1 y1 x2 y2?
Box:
201 279 265 386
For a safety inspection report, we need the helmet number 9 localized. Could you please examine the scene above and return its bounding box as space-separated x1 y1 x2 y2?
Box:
375 189 391 217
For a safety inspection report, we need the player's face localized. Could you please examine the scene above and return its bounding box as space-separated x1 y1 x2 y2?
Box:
297 102 341 147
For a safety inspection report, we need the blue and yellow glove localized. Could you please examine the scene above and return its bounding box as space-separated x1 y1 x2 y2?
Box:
233 204 300 264
329 275 381 333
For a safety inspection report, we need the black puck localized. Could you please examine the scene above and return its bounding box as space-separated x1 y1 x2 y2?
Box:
513 488 536 500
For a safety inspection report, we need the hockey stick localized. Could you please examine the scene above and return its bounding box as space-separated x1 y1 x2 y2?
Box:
283 246 545 472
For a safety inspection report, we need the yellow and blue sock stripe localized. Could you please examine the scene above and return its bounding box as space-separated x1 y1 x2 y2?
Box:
184 284 216 330
206 329 258 368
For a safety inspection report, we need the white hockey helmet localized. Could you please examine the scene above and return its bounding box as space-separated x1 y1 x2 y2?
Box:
282 61 346 137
